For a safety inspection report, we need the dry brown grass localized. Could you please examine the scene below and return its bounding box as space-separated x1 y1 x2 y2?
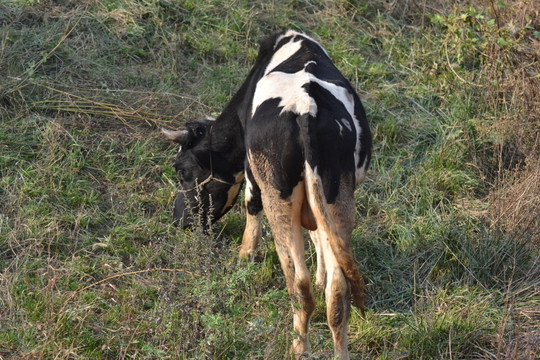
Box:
480 0 540 246
490 158 540 245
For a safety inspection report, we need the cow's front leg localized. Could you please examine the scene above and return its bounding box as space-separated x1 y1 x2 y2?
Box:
239 169 263 259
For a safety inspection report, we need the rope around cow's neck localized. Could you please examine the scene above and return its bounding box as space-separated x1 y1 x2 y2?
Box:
178 173 237 193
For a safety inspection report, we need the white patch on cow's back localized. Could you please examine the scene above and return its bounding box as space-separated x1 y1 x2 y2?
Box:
265 36 302 75
252 70 317 117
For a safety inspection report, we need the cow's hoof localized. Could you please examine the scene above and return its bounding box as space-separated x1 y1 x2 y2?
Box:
239 248 255 261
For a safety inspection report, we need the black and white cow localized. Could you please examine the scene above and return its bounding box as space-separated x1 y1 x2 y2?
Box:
162 30 372 359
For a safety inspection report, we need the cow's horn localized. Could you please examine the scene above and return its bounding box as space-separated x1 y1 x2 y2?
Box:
161 128 190 145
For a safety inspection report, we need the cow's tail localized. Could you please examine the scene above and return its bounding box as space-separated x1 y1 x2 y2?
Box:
298 113 366 315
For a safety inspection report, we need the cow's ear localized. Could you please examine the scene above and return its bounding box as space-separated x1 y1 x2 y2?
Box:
161 127 190 145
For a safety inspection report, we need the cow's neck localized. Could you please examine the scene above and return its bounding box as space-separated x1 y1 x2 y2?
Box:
206 51 269 178
208 106 246 177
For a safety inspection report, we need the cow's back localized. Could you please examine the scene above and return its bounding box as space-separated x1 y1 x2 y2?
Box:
246 31 370 201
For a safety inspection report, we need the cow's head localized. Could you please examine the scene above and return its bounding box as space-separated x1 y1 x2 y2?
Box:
162 119 242 229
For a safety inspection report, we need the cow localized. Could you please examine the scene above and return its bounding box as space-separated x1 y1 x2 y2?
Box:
162 30 372 359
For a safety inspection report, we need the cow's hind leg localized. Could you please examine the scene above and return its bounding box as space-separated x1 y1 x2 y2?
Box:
304 167 358 359
260 181 315 357
320 187 357 360
314 227 352 359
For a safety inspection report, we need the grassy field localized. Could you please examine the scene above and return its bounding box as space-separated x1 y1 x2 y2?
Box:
1 0 539 359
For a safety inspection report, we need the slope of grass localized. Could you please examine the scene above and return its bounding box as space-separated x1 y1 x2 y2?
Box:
1 0 539 359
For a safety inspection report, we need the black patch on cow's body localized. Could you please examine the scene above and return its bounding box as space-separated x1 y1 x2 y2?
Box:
247 98 304 199
301 82 357 203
